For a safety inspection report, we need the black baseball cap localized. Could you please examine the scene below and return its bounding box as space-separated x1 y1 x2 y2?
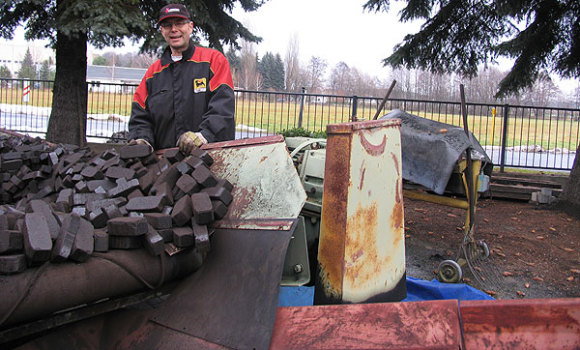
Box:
158 4 191 24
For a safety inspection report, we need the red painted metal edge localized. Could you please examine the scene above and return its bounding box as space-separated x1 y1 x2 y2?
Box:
202 135 284 150
270 300 463 349
461 298 580 349
211 219 295 230
326 119 401 134
155 135 284 156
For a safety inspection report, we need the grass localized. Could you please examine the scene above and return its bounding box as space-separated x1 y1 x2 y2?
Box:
500 167 570 175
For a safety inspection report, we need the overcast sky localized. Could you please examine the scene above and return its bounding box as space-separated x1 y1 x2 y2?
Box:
2 0 576 93
232 0 422 79
231 0 576 94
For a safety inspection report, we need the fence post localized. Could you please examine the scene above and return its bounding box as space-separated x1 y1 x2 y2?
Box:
298 87 306 128
351 96 358 122
500 104 510 172
22 80 30 104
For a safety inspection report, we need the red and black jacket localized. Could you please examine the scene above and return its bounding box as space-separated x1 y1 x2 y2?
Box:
129 40 235 150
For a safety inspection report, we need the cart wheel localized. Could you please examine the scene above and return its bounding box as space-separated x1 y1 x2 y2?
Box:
437 260 463 283
478 241 490 258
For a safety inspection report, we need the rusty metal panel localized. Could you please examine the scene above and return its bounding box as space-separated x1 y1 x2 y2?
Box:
461 298 580 349
13 308 228 350
150 220 296 350
316 120 406 304
270 299 463 349
314 130 350 303
14 220 296 350
205 136 307 220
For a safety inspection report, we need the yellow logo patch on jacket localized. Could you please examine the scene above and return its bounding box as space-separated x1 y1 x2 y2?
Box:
193 78 207 93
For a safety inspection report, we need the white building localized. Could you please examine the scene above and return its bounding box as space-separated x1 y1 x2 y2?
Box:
0 36 146 85
87 65 146 92
0 38 54 76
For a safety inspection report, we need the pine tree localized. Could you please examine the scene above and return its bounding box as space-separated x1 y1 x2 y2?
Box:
0 0 264 145
364 0 580 98
364 0 580 215
259 52 285 91
39 59 55 81
225 47 241 87
273 54 285 91
17 48 36 80
92 56 108 66
0 65 12 79
226 47 241 72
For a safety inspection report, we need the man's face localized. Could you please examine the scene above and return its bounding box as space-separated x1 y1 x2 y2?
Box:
160 18 193 54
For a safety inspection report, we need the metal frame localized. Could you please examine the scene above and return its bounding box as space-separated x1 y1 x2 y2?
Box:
1 77 578 171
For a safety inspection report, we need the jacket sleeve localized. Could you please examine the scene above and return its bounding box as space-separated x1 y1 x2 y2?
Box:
198 52 235 143
128 69 155 146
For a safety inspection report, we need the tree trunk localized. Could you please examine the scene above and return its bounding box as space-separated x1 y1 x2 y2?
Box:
45 31 88 146
559 144 580 219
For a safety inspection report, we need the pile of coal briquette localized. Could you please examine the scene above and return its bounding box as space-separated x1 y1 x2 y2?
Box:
0 134 232 275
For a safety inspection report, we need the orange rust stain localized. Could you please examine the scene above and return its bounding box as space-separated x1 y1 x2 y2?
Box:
344 202 378 286
319 215 346 295
229 185 255 218
391 201 404 247
318 134 351 299
207 150 225 168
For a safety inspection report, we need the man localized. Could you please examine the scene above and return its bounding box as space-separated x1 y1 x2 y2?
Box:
128 3 235 154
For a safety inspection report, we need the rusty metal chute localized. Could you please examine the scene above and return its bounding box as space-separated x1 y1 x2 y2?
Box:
315 119 407 304
1 135 307 349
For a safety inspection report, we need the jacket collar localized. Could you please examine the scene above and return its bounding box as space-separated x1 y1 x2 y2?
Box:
160 39 195 65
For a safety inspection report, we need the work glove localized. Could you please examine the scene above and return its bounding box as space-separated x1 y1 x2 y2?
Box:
128 138 153 152
177 131 207 155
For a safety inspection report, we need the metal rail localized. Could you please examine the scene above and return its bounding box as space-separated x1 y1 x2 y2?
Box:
0 78 578 171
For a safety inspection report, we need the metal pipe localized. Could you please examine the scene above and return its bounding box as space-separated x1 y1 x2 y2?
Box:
298 87 306 128
460 84 475 233
500 104 510 172
351 95 358 122
373 80 397 120
403 190 469 210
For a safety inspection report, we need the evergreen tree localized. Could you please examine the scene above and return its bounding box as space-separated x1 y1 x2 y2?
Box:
92 56 108 66
226 47 241 72
39 59 55 81
364 0 580 218
17 48 36 80
0 65 12 79
364 0 580 99
259 52 285 91
0 1 264 145
225 47 241 87
273 53 285 90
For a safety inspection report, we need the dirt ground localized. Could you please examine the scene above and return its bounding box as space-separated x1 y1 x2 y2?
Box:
404 197 580 300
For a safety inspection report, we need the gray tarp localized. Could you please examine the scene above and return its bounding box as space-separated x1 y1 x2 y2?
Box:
380 109 493 195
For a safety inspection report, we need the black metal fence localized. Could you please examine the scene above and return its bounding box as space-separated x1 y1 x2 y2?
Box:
1 78 578 171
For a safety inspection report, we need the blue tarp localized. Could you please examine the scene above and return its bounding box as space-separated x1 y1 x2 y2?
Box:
278 276 493 307
403 276 494 302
